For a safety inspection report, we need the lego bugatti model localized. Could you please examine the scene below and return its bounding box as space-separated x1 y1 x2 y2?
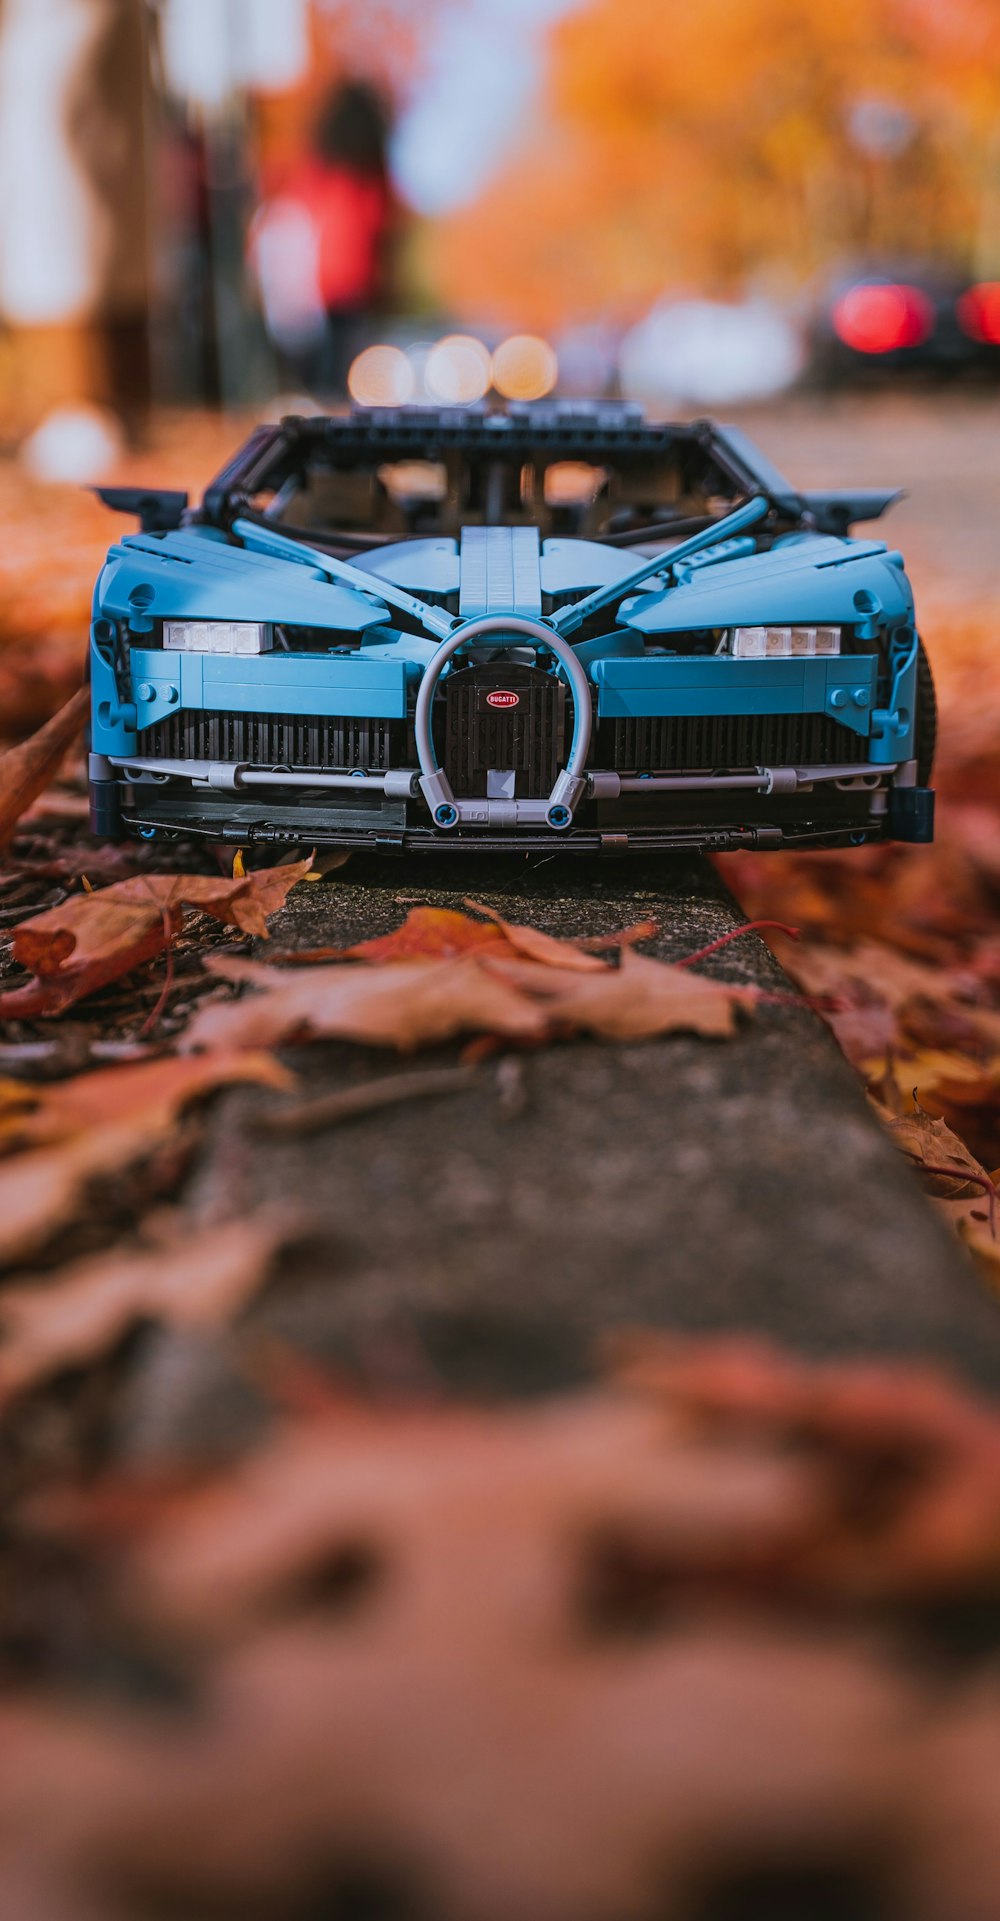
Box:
88 402 935 854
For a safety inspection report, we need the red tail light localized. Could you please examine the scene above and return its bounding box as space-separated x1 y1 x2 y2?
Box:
831 283 934 354
956 282 1000 345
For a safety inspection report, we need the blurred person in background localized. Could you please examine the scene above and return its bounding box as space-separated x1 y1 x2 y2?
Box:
249 79 395 398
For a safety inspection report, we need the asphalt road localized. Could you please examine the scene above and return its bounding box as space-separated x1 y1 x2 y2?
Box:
732 389 1000 611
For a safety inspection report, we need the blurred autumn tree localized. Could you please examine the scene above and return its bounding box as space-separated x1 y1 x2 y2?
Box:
428 0 1000 330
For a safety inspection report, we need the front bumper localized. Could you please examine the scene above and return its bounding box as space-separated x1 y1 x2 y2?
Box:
91 755 929 854
90 615 930 851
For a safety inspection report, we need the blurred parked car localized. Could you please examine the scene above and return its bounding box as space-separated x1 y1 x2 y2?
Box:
620 298 803 409
810 264 1000 381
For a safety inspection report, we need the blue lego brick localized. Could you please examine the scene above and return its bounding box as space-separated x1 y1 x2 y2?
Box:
592 654 878 739
90 630 139 754
98 527 390 633
869 630 918 763
127 647 409 730
621 536 913 637
459 527 542 618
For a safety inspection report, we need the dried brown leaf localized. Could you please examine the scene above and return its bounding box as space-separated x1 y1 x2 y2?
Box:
462 899 608 971
0 1212 289 1401
487 947 746 1040
0 859 312 1017
184 951 551 1052
5 1351 1000 1920
614 1335 1000 1594
0 685 89 846
0 1052 293 1265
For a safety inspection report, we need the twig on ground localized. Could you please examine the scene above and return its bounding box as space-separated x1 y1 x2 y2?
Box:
252 1064 479 1138
676 919 801 968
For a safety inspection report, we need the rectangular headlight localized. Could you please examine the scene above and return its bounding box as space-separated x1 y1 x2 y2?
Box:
732 625 840 658
163 620 272 655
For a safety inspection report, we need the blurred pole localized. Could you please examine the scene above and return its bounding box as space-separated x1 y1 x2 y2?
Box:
0 0 154 433
156 0 311 406
973 122 1000 281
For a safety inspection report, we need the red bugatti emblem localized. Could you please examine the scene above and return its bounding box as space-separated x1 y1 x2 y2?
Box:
486 689 520 709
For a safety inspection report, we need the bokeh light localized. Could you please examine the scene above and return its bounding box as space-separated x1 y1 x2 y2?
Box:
347 344 415 408
957 282 1000 346
491 333 559 400
424 334 492 405
831 283 934 355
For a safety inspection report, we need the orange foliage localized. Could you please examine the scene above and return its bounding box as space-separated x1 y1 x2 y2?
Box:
430 0 1000 329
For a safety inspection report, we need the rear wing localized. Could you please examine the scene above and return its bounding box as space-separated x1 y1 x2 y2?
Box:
714 423 903 532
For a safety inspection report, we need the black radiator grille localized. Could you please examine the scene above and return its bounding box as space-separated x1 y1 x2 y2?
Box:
442 663 566 799
140 709 394 771
606 711 862 773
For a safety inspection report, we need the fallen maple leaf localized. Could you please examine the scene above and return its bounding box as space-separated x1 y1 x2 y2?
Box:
3 1348 998 1921
882 1105 997 1208
0 1211 290 1402
0 1618 928 1921
614 1335 1000 1595
487 947 746 1040
0 684 89 845
185 942 745 1055
132 1387 807 1640
184 951 551 1052
462 900 608 971
880 1106 1000 1285
0 1052 293 1265
338 904 512 963
329 902 609 970
0 858 313 1017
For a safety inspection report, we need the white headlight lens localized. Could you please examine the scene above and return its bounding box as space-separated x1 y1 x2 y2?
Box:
163 620 272 655
732 625 840 658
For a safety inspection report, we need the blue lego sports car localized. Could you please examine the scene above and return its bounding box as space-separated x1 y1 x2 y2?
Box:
88 402 935 855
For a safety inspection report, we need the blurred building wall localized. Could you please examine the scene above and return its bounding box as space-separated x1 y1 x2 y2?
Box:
0 0 152 427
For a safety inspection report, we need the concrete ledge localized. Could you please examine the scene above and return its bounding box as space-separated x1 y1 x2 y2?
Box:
184 853 1000 1397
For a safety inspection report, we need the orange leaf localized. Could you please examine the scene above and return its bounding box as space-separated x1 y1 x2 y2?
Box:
0 1051 293 1265
339 905 511 963
184 952 550 1053
0 684 89 846
0 1211 290 1402
463 899 607 971
0 859 312 1017
485 947 746 1041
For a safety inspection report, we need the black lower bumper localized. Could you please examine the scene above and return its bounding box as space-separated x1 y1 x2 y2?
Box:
104 778 932 855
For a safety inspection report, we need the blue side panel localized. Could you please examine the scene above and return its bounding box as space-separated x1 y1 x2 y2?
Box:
91 630 138 754
127 647 408 729
870 631 918 763
592 655 878 740
97 529 389 632
621 537 913 635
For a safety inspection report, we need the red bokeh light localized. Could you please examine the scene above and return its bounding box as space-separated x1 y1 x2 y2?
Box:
956 282 1000 345
831 283 935 354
